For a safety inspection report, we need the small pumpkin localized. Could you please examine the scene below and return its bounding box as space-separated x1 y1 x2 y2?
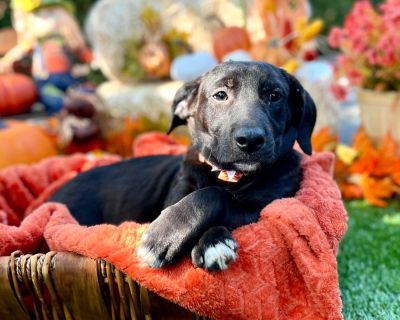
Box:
213 26 251 62
0 74 38 116
0 121 58 169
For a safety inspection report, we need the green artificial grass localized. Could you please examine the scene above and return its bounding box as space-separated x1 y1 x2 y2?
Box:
338 201 400 319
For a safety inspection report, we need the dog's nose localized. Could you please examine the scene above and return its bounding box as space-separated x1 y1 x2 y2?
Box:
234 127 265 153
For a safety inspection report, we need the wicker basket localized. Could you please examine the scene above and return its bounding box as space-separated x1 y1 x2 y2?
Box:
0 251 208 320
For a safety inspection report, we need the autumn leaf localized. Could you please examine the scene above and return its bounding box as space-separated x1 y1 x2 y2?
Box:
335 158 350 181
359 174 399 207
335 159 363 200
311 127 338 152
350 148 378 175
334 128 400 205
350 128 379 175
340 182 363 199
352 128 374 154
378 132 398 156
391 161 400 185
373 132 400 177
336 144 358 165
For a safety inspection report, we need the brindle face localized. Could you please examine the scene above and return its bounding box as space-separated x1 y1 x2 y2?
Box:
168 61 316 172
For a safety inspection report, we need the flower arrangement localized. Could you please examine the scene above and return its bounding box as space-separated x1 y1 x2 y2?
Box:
328 0 400 92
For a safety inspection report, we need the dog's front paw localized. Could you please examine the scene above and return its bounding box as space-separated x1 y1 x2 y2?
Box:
137 206 189 268
191 226 238 271
137 232 168 268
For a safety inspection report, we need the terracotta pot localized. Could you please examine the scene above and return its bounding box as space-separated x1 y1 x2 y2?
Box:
358 88 400 144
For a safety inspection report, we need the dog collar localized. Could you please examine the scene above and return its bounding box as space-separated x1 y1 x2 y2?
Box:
198 153 244 183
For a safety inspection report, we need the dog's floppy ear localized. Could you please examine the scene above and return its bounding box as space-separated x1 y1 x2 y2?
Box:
167 78 201 134
283 70 317 155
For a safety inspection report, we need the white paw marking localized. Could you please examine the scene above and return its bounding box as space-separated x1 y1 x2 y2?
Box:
137 245 161 268
224 239 238 251
203 240 238 271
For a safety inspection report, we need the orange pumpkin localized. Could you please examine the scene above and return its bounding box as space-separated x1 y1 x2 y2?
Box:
0 74 38 116
213 26 251 62
0 121 57 169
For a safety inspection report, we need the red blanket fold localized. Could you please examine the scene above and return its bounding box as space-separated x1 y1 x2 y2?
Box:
0 135 347 320
0 154 120 254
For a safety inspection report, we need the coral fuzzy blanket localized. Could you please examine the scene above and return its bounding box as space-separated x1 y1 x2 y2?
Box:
0 133 347 320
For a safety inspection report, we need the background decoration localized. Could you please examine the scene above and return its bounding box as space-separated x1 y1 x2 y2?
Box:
328 0 400 143
295 61 340 132
253 0 323 72
0 0 93 114
312 127 400 207
0 73 37 116
0 120 57 169
210 15 252 62
121 5 191 81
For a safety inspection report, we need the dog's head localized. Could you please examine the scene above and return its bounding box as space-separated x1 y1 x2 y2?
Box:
168 61 316 173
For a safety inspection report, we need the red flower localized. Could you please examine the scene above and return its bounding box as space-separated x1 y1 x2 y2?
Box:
328 27 343 48
302 50 318 61
329 0 400 90
347 69 364 85
381 0 400 27
367 50 378 65
330 84 348 101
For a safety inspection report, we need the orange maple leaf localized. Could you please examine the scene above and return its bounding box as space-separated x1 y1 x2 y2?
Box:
340 182 363 199
311 127 338 152
359 174 399 207
373 132 400 178
350 148 379 175
391 161 400 185
335 158 349 180
336 129 400 205
350 128 378 175
352 128 374 154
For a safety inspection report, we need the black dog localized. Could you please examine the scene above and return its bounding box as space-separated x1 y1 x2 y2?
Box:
50 61 316 271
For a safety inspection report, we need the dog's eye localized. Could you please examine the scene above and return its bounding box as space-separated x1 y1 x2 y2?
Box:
213 91 228 101
269 90 282 102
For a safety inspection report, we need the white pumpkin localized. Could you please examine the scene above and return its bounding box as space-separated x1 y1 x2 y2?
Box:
170 51 217 82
